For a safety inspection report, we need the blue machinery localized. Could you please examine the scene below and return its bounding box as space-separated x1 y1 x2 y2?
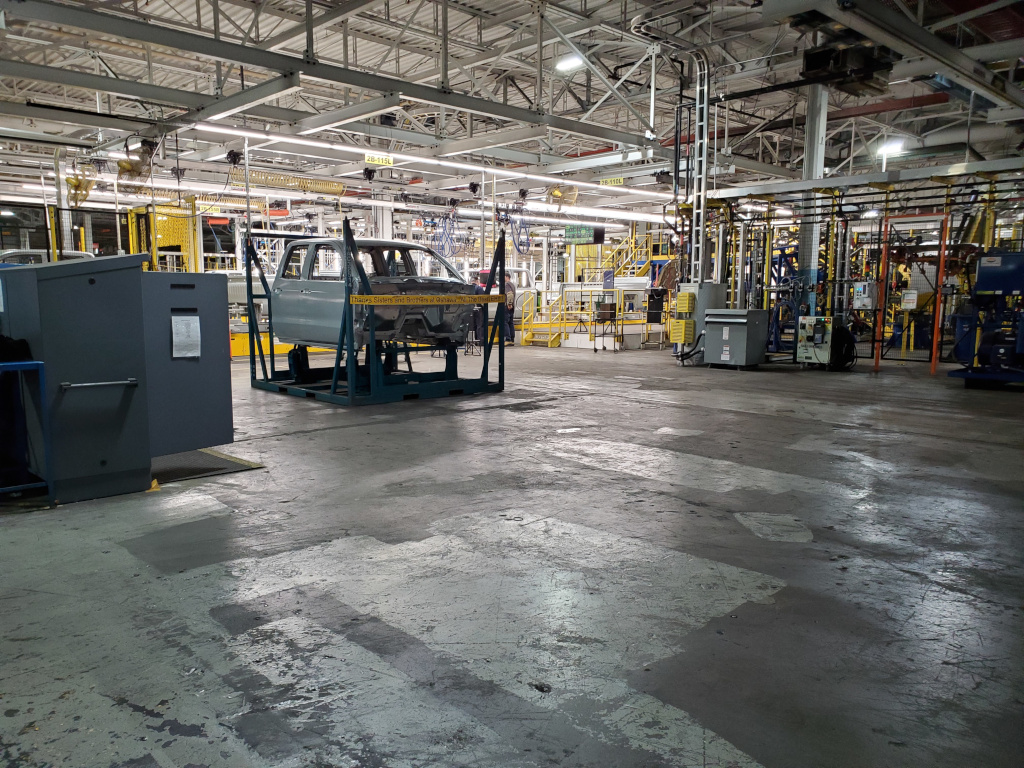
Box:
244 219 507 405
767 247 800 354
948 251 1024 387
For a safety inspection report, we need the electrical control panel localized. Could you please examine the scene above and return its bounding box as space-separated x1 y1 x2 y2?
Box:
674 289 696 317
852 282 876 309
669 318 695 344
796 316 833 364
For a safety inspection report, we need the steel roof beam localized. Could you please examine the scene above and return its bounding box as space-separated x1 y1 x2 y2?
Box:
0 100 151 132
987 106 1024 123
0 0 658 149
257 0 384 51
292 92 403 134
0 58 319 126
708 156 1024 200
0 59 207 109
0 126 94 148
179 73 303 122
437 126 549 155
410 18 603 85
543 16 653 133
926 0 1020 32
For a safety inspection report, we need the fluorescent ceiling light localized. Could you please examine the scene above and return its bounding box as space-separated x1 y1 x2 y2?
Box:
456 210 626 229
555 55 585 73
863 209 881 218
877 140 904 156
476 199 664 225
195 122 675 201
0 210 14 216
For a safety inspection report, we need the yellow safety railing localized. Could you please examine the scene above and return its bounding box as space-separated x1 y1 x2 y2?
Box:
521 289 567 347
521 287 674 349
579 234 655 282
615 233 654 278
559 287 623 344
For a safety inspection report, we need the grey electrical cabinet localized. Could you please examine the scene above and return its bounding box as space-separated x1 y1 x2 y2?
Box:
0 255 152 503
142 272 233 457
0 258 234 505
704 309 769 367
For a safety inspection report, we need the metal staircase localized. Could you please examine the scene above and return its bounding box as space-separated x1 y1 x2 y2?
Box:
580 233 655 282
521 292 564 347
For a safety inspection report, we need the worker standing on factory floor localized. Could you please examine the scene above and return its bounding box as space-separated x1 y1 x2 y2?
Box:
504 274 516 346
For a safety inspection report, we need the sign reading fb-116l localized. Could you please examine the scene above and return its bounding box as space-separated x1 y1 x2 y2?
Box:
349 294 506 306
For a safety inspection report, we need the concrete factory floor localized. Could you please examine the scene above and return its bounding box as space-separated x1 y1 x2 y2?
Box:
1 347 1022 768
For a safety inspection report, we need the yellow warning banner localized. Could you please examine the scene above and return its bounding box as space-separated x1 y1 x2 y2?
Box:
349 294 506 306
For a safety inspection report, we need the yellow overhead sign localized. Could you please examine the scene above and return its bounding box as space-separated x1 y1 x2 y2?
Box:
364 152 394 166
599 177 624 186
350 294 506 306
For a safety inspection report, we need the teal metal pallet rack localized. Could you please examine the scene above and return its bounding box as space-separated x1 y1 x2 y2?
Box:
245 218 506 406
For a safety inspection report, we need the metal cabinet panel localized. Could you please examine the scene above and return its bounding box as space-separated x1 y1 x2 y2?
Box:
0 255 152 503
142 272 233 457
704 309 769 367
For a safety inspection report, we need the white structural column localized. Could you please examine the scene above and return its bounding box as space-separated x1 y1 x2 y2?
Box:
373 201 394 240
440 0 450 91
798 82 828 315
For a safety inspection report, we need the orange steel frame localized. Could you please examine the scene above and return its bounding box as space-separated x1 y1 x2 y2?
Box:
872 212 950 375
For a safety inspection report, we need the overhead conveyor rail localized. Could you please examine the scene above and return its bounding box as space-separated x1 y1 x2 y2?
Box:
245 219 507 406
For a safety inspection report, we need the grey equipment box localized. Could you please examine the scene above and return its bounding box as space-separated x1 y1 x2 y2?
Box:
676 282 728 364
0 259 234 504
0 255 152 503
142 271 233 458
703 309 769 367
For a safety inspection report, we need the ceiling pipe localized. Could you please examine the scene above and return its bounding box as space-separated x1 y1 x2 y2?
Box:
630 5 771 55
917 123 1021 148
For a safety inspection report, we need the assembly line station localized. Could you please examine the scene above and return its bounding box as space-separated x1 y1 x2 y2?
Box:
0 0 1022 766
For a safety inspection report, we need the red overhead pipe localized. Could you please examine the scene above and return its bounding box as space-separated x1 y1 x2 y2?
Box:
828 93 950 121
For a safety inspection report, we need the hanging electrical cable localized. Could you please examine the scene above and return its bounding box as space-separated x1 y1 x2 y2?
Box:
508 202 532 256
427 204 467 261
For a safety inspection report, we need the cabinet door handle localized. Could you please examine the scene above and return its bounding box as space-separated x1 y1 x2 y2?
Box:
60 378 138 391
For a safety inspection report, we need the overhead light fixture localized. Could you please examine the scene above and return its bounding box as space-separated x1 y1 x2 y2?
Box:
0 210 15 217
194 121 676 201
456 210 627 230
863 209 881 218
877 140 904 156
476 199 665 225
555 55 585 73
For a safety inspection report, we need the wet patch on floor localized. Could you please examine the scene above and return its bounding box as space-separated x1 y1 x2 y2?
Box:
734 512 814 542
